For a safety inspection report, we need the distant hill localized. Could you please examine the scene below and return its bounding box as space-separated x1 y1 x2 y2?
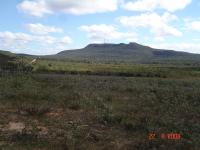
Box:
1 42 200 64
0 50 16 65
47 42 200 64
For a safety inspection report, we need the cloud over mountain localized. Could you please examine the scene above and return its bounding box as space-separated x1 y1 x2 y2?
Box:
80 24 137 42
119 12 182 39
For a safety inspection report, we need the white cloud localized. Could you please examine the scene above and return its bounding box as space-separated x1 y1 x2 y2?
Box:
26 23 63 35
0 31 33 52
60 36 73 44
80 24 137 42
34 35 56 45
17 0 120 17
31 35 72 54
149 43 200 54
119 12 182 38
186 21 200 32
34 35 72 45
0 31 72 54
0 31 32 45
17 0 52 17
123 0 192 12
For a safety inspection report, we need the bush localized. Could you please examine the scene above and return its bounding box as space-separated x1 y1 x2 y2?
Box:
35 65 49 73
18 103 51 116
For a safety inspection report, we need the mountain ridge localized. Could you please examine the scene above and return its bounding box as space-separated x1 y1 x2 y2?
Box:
51 42 200 63
1 42 200 64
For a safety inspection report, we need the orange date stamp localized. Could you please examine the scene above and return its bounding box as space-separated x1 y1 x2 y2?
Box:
148 133 181 140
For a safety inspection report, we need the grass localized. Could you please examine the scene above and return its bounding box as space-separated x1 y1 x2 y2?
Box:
30 59 200 79
0 68 200 149
0 58 200 149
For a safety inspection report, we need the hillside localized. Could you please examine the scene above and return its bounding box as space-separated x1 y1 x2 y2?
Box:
47 42 200 64
1 42 200 64
0 50 16 65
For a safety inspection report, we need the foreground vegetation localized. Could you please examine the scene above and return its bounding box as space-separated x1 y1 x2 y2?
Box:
0 63 200 149
0 54 200 149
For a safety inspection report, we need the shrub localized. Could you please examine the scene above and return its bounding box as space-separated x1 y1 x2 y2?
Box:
18 103 51 116
35 65 49 73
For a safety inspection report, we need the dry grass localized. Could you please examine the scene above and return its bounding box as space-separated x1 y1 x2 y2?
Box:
0 67 200 149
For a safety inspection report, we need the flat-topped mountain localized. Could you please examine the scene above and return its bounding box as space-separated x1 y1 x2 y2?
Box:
49 42 200 63
1 42 200 64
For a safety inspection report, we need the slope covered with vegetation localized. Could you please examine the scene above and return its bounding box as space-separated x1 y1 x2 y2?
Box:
47 43 200 64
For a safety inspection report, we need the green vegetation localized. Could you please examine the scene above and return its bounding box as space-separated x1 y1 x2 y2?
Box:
0 63 200 149
46 43 200 64
0 49 200 149
32 59 200 79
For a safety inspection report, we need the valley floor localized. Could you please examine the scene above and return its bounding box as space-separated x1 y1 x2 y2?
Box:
0 65 200 150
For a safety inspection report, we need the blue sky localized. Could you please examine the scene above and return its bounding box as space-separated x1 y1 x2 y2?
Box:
0 0 200 55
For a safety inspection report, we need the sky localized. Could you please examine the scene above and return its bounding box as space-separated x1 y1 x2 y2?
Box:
0 0 200 55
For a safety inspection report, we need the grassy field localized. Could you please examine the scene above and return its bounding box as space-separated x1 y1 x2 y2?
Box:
0 60 200 150
31 59 200 78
